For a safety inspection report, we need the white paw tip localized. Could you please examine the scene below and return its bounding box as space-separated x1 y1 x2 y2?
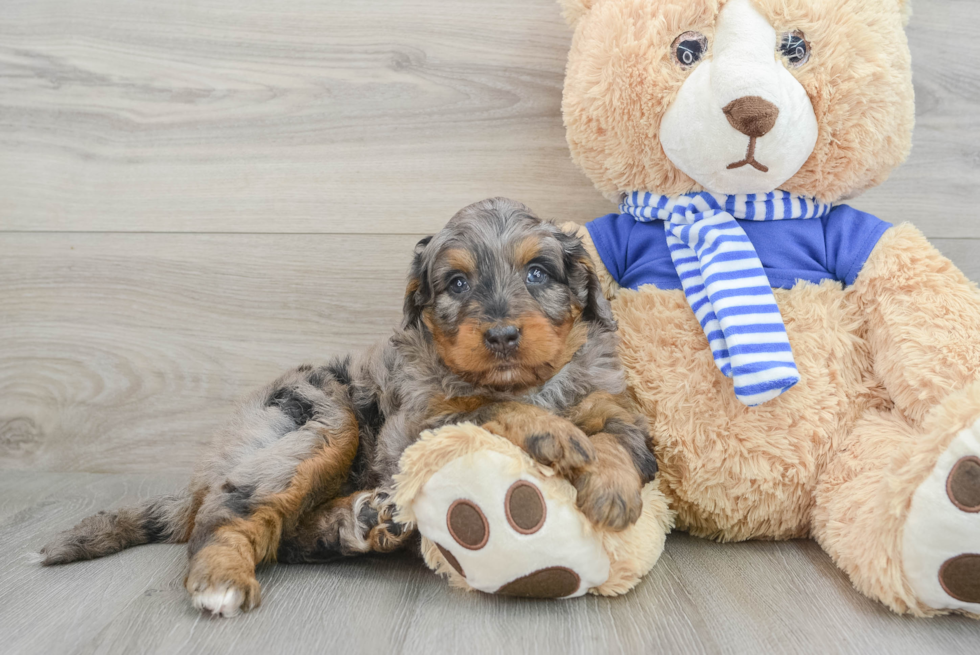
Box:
192 586 244 618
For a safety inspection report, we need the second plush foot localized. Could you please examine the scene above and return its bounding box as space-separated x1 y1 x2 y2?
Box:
903 418 980 614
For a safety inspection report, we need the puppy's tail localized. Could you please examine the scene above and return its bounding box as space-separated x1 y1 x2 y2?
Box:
39 489 198 566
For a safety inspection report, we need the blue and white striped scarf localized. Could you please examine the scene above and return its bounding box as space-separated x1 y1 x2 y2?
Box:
620 190 833 406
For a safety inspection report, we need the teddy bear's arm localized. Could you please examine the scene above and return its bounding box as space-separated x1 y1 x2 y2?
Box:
560 222 621 300
850 223 980 425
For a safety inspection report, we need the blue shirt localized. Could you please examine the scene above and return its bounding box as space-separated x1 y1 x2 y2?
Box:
585 204 892 291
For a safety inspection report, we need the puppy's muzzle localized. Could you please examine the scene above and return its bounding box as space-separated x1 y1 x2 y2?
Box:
484 325 521 357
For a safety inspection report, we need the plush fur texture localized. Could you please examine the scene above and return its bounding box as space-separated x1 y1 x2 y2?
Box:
562 0 914 203
575 216 980 618
559 0 980 617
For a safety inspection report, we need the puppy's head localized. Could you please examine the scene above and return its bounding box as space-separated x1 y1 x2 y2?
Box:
404 197 615 390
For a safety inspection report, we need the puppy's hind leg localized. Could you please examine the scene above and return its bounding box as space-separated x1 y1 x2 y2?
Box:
277 488 416 563
185 401 360 617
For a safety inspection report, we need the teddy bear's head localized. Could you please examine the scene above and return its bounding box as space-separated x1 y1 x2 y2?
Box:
560 0 914 204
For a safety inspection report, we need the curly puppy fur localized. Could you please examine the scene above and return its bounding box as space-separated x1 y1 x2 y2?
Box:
40 197 658 617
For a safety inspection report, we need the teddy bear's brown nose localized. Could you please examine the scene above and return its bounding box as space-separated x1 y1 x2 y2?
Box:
723 96 779 138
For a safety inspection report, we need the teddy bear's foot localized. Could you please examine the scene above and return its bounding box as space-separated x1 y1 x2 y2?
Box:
394 423 673 598
413 449 611 598
903 418 980 613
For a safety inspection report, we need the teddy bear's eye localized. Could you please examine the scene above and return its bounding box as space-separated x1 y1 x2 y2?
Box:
671 32 708 69
779 30 810 67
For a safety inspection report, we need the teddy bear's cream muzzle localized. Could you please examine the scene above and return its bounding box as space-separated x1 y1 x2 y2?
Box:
659 0 818 196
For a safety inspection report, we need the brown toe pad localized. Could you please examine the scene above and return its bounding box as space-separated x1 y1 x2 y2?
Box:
505 481 546 535
947 456 980 512
939 554 980 603
496 567 580 598
447 499 489 550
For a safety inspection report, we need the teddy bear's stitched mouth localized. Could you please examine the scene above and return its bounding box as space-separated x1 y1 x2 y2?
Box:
722 96 778 173
727 136 769 173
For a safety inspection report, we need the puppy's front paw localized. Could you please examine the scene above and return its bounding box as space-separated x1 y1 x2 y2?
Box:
573 465 643 532
484 413 595 474
524 424 596 473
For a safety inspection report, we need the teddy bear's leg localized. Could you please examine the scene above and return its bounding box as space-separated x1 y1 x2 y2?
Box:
814 224 980 616
812 408 922 614
898 387 980 616
813 387 980 616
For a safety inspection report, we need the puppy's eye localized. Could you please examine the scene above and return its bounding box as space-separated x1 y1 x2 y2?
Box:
779 30 810 67
671 31 707 68
525 265 549 286
448 276 470 294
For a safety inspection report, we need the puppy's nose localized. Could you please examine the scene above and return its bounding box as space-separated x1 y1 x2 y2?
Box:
723 96 779 138
484 325 521 356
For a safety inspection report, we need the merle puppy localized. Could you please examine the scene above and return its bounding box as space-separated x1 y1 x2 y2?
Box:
40 197 658 617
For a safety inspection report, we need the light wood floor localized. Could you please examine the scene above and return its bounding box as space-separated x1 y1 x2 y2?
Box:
1 1 979 653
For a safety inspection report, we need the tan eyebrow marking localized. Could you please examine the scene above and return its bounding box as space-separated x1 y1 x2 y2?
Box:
513 236 542 268
444 248 476 274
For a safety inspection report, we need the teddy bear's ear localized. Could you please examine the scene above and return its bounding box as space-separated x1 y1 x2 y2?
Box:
557 0 596 28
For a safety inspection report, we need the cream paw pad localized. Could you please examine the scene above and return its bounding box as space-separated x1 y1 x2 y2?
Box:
903 418 980 614
393 423 673 598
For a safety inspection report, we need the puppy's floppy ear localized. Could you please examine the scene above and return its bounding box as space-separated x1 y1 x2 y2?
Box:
556 227 617 332
403 235 433 329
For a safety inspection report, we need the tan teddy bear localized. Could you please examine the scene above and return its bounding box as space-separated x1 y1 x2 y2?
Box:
395 0 980 614
557 0 980 617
